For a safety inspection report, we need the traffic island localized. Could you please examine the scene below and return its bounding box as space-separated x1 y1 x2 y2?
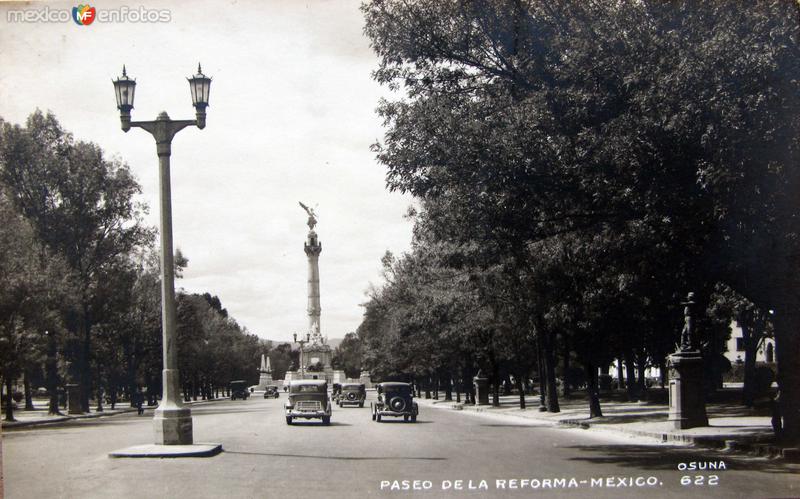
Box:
109 443 222 458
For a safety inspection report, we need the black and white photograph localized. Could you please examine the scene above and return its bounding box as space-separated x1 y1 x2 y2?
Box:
1 1 800 497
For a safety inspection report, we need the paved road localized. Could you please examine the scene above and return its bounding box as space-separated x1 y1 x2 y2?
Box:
3 393 798 498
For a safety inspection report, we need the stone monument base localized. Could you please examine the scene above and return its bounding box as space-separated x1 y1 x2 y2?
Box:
154 406 193 445
258 372 273 390
66 383 83 415
668 350 708 429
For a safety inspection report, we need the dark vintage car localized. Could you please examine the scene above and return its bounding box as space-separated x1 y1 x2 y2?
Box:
230 380 250 400
284 379 331 425
338 383 366 408
371 382 418 422
263 385 280 399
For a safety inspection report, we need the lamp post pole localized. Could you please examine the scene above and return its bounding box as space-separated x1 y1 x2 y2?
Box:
113 64 211 445
294 332 311 379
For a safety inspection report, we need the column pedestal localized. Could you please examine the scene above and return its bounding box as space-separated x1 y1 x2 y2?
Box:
668 351 708 429
154 368 193 444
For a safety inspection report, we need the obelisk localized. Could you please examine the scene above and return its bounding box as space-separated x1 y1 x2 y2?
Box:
300 202 322 338
258 354 272 389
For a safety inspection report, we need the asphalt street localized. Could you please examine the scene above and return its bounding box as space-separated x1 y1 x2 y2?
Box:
3 392 798 498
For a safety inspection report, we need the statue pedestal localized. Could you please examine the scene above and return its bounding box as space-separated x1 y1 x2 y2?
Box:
66 384 83 415
473 374 490 406
668 351 708 429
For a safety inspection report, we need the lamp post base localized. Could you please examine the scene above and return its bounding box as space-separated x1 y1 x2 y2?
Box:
153 406 193 445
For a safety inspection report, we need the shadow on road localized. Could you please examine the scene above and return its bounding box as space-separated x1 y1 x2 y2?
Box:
373 420 433 424
286 421 352 427
564 444 798 475
478 424 549 428
224 450 446 461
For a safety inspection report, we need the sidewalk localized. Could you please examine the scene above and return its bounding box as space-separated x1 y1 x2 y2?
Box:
1 397 227 429
415 388 800 462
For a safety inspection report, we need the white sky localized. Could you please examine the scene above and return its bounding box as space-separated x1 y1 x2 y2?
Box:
0 0 414 343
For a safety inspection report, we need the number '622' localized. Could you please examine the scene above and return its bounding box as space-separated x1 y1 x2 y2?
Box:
681 475 719 486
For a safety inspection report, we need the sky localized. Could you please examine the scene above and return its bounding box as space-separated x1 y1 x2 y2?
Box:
0 0 415 343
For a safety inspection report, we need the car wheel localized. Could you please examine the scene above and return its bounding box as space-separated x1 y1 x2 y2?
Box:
286 417 292 425
322 416 331 425
376 414 382 422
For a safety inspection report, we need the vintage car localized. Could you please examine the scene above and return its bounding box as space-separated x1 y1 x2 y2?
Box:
230 380 250 400
263 385 280 399
284 379 331 425
371 382 418 422
338 383 366 408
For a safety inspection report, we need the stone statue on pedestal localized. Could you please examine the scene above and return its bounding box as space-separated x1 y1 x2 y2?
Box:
299 201 318 230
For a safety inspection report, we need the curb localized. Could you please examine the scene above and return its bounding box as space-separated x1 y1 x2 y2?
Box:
2 407 139 429
2 396 229 430
420 399 797 461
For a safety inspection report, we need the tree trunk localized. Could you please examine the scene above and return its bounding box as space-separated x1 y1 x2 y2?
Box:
637 349 648 401
585 361 603 418
79 303 92 413
444 374 452 401
96 385 103 412
537 339 547 411
658 358 667 389
624 350 638 401
4 377 15 422
23 370 34 410
616 355 625 390
433 375 439 400
517 376 526 409
741 322 758 406
773 311 800 444
543 330 560 413
47 336 61 415
561 335 571 397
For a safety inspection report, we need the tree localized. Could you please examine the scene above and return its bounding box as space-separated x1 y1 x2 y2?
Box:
363 0 800 442
0 111 153 411
332 332 364 379
0 189 70 421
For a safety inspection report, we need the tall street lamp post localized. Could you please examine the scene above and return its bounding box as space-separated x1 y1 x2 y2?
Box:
113 64 211 445
294 332 311 379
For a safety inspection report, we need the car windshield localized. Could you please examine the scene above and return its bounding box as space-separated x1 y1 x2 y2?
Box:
290 384 325 393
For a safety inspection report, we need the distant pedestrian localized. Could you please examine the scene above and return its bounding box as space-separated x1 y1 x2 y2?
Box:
134 390 144 415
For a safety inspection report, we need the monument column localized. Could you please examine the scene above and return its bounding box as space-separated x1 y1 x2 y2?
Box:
300 202 322 337
305 231 322 335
